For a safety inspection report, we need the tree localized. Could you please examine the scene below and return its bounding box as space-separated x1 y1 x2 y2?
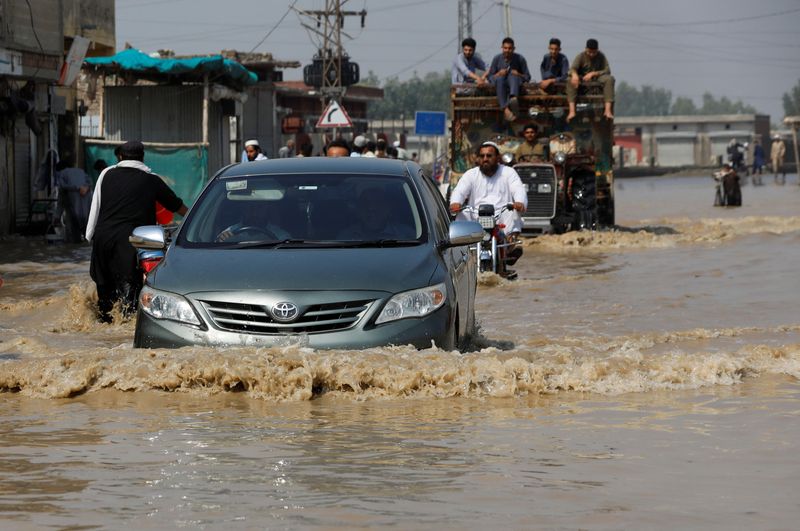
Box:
671 96 697 115
782 79 800 117
697 92 756 115
361 71 451 120
612 81 672 116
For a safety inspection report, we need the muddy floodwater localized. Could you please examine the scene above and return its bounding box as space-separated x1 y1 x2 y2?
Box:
1 175 799 529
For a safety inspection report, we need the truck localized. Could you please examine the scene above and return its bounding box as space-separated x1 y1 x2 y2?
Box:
447 82 615 233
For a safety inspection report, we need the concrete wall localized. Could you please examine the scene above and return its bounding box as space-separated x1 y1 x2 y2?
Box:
63 0 115 56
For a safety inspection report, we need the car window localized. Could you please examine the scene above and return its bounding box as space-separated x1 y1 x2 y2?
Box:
418 169 450 240
180 174 427 246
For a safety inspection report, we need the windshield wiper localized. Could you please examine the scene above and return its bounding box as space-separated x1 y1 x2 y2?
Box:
336 239 420 248
235 239 342 249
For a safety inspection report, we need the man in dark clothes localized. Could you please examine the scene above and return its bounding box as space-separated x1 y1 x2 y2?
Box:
538 37 569 92
488 37 531 122
713 163 742 207
86 141 188 322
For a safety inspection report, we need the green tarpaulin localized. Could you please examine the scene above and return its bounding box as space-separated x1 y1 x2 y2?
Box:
84 142 209 207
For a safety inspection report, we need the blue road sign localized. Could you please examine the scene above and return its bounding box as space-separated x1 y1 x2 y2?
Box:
414 111 447 136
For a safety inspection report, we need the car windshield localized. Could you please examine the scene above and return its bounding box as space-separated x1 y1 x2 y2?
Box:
179 173 426 247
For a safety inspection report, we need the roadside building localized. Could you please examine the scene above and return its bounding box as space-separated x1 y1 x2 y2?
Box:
614 114 771 169
0 0 114 236
81 49 258 204
222 50 300 159
275 81 383 156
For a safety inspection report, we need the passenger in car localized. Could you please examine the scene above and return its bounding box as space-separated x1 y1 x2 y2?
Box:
340 187 415 240
215 200 291 242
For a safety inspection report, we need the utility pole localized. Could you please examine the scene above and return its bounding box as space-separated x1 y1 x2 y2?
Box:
294 0 366 137
457 0 473 51
502 0 512 38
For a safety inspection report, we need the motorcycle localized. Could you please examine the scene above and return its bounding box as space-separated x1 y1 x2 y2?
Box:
457 203 521 280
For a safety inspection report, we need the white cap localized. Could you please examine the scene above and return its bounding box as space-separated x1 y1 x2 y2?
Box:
393 140 401 147
245 139 260 148
354 135 367 147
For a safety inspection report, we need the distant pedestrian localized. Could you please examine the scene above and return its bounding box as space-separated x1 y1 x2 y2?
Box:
297 143 313 157
55 158 92 243
770 135 786 184
351 135 367 157
278 139 295 158
86 140 188 323
325 139 351 157
363 141 377 158
375 138 388 158
751 139 765 185
244 139 268 161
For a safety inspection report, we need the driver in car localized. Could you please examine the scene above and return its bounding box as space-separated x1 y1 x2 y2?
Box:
449 141 527 274
216 201 291 242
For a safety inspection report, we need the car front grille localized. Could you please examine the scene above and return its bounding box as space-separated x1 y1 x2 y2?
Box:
517 165 556 218
199 298 374 334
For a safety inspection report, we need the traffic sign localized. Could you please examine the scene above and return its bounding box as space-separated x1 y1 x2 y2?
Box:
415 111 447 136
316 100 353 128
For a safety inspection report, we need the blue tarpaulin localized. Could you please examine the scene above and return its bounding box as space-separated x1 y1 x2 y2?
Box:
84 48 257 87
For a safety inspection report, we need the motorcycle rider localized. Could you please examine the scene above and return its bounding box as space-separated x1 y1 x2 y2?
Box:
449 141 527 277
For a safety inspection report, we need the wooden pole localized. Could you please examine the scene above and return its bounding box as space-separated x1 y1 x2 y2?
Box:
202 74 209 145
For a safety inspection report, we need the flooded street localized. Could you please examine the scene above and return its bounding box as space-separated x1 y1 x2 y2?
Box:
1 175 799 529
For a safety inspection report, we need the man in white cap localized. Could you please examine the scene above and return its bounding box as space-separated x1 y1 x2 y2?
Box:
351 135 367 157
393 140 410 160
243 139 268 162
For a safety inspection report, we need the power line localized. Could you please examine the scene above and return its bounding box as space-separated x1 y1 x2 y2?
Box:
387 1 495 78
509 4 800 28
247 0 299 54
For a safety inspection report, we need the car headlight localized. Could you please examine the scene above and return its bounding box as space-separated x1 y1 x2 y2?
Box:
375 283 447 324
139 286 201 326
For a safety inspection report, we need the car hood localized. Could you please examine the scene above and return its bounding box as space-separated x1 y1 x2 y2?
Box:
148 245 439 294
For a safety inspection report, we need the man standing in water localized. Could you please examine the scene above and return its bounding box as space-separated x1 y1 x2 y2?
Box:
86 141 188 322
770 135 786 184
449 141 527 278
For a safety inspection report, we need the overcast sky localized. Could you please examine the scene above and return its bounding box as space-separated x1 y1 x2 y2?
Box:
115 0 800 122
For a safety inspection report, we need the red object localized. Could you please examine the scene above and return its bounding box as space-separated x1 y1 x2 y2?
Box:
155 202 173 225
140 257 163 274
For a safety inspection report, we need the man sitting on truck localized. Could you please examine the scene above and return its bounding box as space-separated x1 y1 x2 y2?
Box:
566 38 615 122
539 37 569 92
515 124 546 162
488 37 531 122
451 37 488 86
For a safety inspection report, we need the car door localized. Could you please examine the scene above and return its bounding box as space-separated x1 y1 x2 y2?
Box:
417 170 473 336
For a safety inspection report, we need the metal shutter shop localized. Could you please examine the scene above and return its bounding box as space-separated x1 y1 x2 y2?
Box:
655 133 696 167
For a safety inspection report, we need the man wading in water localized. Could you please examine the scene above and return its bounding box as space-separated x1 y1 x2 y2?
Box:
86 141 188 322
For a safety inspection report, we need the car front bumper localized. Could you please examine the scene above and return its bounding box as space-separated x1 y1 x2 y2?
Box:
133 303 454 351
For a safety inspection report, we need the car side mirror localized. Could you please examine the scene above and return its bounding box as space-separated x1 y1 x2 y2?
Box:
129 225 166 250
442 220 483 248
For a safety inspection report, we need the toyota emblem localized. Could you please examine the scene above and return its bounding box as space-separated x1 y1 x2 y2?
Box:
271 302 299 322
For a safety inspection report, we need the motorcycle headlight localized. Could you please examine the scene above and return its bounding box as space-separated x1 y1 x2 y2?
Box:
375 283 446 324
501 152 514 164
554 151 567 164
139 286 201 326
